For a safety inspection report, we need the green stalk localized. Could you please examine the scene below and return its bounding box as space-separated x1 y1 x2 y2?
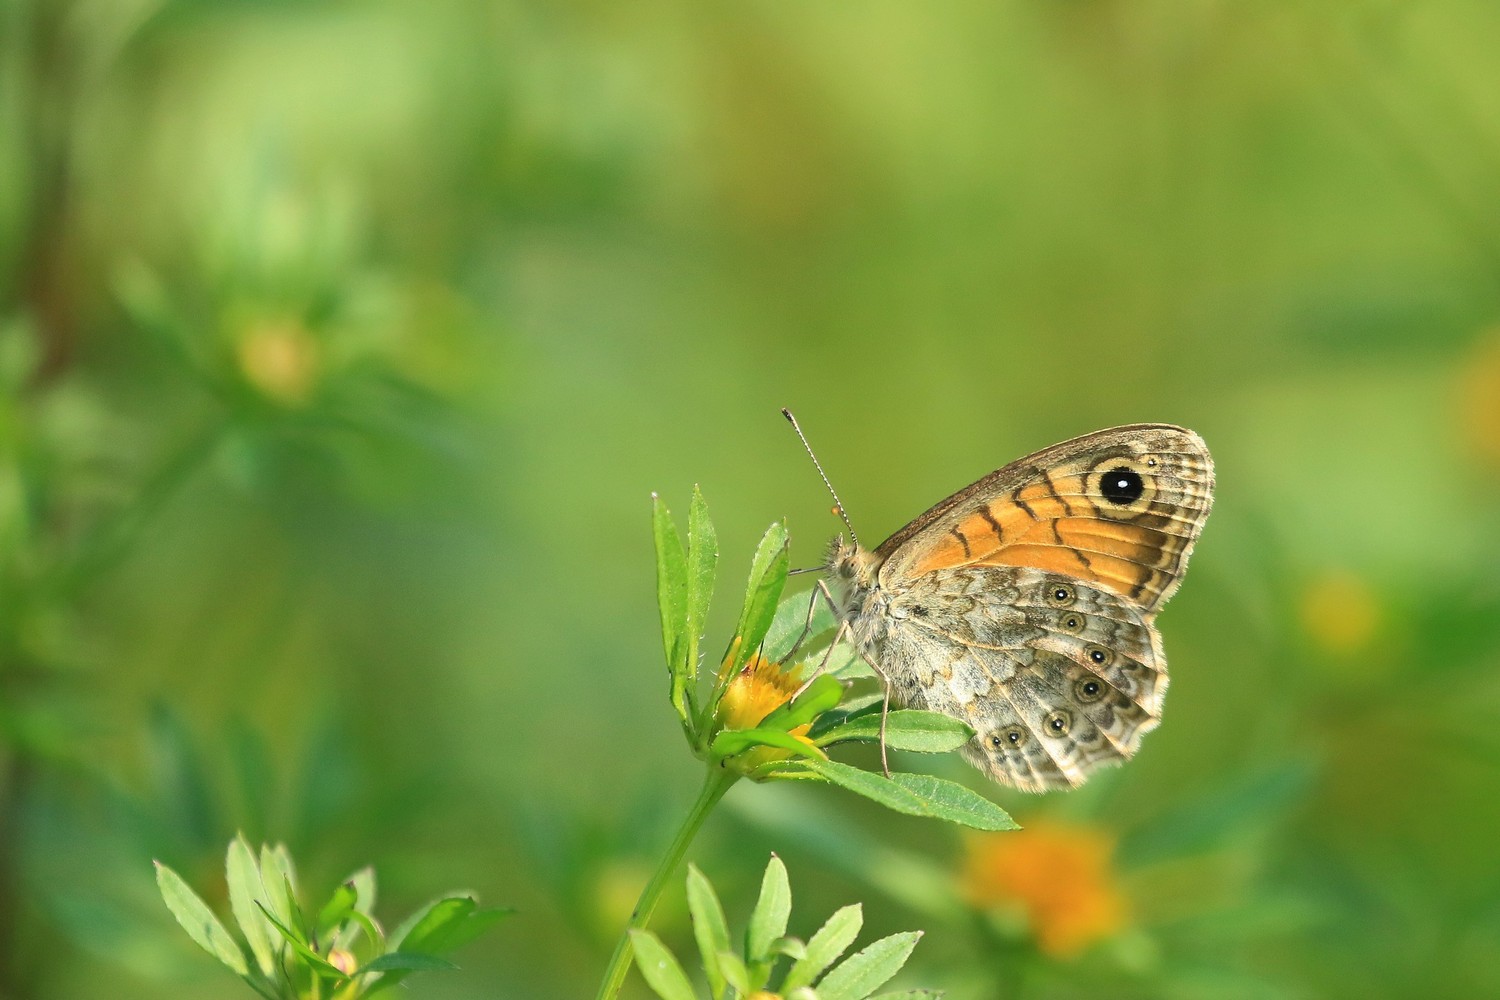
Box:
594 766 738 1000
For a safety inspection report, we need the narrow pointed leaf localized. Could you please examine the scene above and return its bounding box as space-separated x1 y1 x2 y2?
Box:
718 950 751 995
684 486 718 674
394 896 474 953
686 864 731 998
226 836 277 975
732 521 790 669
356 952 459 974
782 903 862 992
155 861 249 975
816 930 922 1000
770 935 807 960
814 710 973 753
255 902 348 980
869 991 944 999
258 844 297 932
628 930 696 1000
317 881 358 936
746 855 791 964
652 495 690 717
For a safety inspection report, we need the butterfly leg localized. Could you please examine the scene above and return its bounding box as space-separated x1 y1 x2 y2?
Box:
790 616 851 702
879 674 893 778
779 579 840 664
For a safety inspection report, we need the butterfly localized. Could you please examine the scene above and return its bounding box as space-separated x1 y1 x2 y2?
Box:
805 422 1214 793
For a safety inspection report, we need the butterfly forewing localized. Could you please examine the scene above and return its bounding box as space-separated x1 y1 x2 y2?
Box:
876 425 1213 617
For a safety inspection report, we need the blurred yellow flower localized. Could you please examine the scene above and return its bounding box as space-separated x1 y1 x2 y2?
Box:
236 321 321 404
1458 332 1500 470
1300 570 1381 657
715 652 818 770
963 821 1127 959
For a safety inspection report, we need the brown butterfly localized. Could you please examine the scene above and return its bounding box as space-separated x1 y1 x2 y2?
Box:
797 420 1214 793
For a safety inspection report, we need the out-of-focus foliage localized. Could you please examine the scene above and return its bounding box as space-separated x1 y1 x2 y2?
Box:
2 0 1499 997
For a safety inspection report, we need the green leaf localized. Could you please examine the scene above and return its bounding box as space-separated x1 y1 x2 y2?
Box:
317 880 358 936
686 864 731 999
711 727 825 761
869 992 944 999
718 950 751 995
225 836 277 976
155 861 249 976
770 935 808 961
781 903 862 992
653 494 690 715
816 931 922 1000
763 589 836 662
771 760 1017 831
814 710 973 753
757 674 845 734
746 855 792 964
258 844 298 932
256 902 347 980
349 866 377 915
685 485 718 668
732 521 790 669
628 929 697 1000
356 951 459 974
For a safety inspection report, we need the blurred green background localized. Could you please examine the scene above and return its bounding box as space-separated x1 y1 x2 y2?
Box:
4 1 1500 997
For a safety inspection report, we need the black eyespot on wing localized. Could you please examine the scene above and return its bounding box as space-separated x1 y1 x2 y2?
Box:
1101 466 1145 506
1073 677 1105 703
1058 611 1087 635
1044 710 1072 736
991 725 1028 748
1046 582 1077 608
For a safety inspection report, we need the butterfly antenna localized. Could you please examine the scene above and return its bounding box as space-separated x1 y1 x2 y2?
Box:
781 408 859 546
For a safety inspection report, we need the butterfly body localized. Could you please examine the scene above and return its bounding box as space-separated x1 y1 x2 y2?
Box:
824 424 1213 793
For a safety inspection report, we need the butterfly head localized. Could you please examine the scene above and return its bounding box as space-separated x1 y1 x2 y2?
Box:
824 535 880 613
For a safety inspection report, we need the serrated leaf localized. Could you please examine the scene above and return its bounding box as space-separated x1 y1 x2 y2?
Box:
155 861 249 976
686 864 730 998
732 521 790 670
816 931 922 1000
711 727 826 761
356 951 459 974
226 836 277 976
629 930 696 1000
782 903 862 992
653 494 690 717
771 760 1017 831
814 710 973 753
746 855 791 964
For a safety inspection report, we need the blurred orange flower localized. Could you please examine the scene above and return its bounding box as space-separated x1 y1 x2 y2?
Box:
237 320 321 404
1458 332 1500 469
963 820 1127 958
1300 570 1381 657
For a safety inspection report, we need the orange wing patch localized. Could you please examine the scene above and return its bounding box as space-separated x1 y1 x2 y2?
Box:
903 479 1189 608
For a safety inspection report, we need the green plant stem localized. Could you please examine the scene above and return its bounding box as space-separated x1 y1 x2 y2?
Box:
594 765 738 1000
